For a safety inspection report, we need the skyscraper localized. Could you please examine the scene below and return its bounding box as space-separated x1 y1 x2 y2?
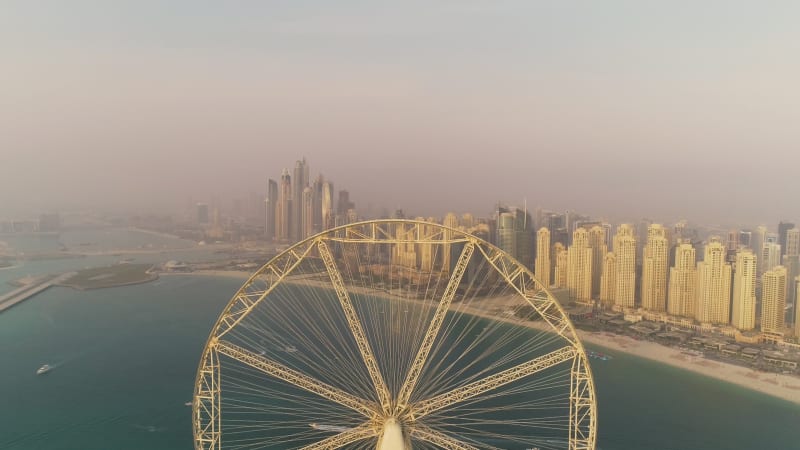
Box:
535 227 551 287
587 226 607 297
795 276 800 338
266 179 278 240
613 224 637 308
668 242 697 318
738 230 752 249
321 181 334 230
302 186 314 238
337 190 354 216
781 254 800 321
600 252 616 306
786 228 800 257
442 213 459 271
696 237 732 325
761 266 787 333
311 175 325 234
636 218 653 262
642 224 668 312
778 221 795 256
495 206 533 269
762 242 782 273
753 225 767 275
292 158 309 241
725 229 740 262
554 243 568 289
276 169 292 242
731 249 757 330
567 228 593 301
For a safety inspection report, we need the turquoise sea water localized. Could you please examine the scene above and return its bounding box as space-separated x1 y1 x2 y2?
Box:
1 275 799 448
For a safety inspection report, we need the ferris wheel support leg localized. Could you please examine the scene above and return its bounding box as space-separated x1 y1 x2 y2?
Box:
395 241 475 414
317 239 393 415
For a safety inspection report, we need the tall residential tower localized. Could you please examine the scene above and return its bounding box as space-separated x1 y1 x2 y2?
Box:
696 237 732 325
613 224 637 308
641 224 668 312
731 249 757 330
567 228 593 301
535 227 551 287
761 266 787 333
668 242 697 318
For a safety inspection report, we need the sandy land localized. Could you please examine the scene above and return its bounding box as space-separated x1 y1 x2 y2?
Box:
171 269 800 405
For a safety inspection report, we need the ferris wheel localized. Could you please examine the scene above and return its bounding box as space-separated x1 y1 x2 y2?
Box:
193 220 596 450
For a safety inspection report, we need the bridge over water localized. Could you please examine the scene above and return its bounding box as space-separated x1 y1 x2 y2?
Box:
0 272 75 313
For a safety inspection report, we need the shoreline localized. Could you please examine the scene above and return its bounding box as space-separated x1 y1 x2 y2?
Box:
166 269 800 405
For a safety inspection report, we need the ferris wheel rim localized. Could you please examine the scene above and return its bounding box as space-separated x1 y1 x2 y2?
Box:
193 219 597 450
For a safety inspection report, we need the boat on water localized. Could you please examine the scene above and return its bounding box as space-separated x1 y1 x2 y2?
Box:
36 364 52 375
587 350 612 361
184 401 193 407
285 345 298 353
310 423 352 433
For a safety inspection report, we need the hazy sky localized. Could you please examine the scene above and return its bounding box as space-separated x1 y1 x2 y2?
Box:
2 1 799 226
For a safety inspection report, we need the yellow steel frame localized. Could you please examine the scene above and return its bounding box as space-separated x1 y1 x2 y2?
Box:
194 219 597 450
395 242 474 414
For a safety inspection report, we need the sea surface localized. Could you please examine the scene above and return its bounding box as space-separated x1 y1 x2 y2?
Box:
1 231 799 449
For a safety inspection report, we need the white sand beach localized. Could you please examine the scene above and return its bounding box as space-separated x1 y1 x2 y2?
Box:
171 269 800 405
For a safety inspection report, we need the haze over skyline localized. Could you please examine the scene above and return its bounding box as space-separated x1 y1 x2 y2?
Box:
2 1 799 225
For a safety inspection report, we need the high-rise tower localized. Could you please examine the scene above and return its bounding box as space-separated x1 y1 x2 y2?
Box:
567 228 593 301
292 158 309 241
785 228 800 257
587 226 607 297
778 221 795 258
795 276 800 338
442 213 459 271
302 186 314 238
266 179 278 241
762 241 782 273
613 224 637 308
600 252 616 306
554 243 568 289
753 225 767 275
535 227 552 287
668 242 697 318
496 206 533 269
321 181 334 230
761 266 787 333
696 237 732 325
642 224 668 311
276 169 292 242
731 249 757 330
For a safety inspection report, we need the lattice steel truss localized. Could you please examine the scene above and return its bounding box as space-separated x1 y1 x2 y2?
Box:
193 219 597 450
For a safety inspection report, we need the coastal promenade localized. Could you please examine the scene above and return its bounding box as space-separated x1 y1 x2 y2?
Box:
0 272 75 313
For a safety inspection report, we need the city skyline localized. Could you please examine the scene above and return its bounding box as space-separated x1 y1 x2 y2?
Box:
3 2 800 225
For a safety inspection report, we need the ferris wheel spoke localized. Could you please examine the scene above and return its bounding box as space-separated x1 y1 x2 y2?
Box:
396 242 475 413
317 239 392 415
410 425 479 450
476 245 577 347
215 240 317 339
215 339 379 419
298 423 378 450
407 346 577 420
